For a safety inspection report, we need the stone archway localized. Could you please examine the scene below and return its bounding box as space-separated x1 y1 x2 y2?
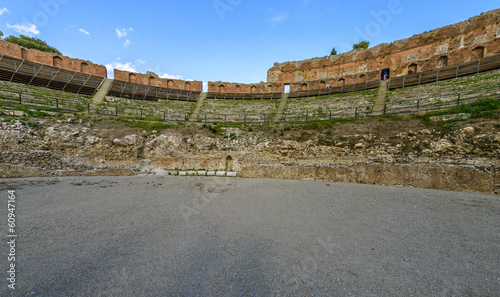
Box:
219 84 226 93
319 81 326 89
408 63 417 75
381 69 391 80
167 80 174 88
251 86 257 93
80 62 89 73
337 78 345 87
472 46 485 60
225 156 233 171
437 56 448 68
284 84 290 93
129 73 137 83
53 56 63 67
235 85 241 92
21 48 29 60
301 83 308 91
149 76 155 86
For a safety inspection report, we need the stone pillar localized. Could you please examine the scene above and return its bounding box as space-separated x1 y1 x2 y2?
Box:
459 35 465 48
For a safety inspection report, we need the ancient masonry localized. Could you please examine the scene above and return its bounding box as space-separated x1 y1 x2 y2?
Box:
0 8 498 94
267 9 500 91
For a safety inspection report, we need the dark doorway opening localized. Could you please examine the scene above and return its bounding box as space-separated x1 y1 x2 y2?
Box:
381 69 390 80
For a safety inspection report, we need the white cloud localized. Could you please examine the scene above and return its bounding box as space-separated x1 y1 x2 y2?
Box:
135 58 147 66
0 7 10 16
78 28 90 36
105 61 137 73
270 14 288 24
116 28 133 38
161 73 184 80
123 39 131 48
6 22 40 36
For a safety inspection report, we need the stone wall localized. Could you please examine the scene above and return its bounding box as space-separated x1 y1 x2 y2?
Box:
268 8 500 90
240 164 498 194
114 69 203 92
208 81 283 93
0 115 498 193
0 40 107 77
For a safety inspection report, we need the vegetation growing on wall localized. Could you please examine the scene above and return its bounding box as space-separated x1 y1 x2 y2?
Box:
4 35 62 55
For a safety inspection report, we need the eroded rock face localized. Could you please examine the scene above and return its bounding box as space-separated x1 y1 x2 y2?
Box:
0 119 498 193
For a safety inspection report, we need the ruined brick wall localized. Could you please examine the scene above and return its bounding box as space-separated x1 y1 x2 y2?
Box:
208 81 283 93
114 69 203 92
268 8 500 90
0 40 107 77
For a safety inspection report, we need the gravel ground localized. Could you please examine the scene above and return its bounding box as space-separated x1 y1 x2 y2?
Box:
0 176 499 296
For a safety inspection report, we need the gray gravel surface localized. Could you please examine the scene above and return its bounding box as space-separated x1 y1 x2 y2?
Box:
1 176 499 296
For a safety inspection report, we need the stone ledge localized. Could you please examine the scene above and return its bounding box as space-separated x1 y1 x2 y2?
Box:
172 171 240 177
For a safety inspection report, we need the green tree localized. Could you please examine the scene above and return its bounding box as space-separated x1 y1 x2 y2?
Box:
4 35 62 55
330 47 337 56
353 41 370 50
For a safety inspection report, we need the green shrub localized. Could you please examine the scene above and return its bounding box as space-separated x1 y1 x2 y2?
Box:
4 35 62 55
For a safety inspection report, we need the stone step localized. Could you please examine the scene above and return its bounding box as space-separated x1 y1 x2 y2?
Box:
273 93 289 123
189 93 207 122
90 78 114 111
373 80 388 115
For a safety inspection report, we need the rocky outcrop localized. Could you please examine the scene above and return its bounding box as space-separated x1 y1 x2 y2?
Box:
0 118 498 193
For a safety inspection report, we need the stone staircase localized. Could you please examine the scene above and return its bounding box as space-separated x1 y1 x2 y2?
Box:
373 80 388 115
189 92 207 122
90 78 113 112
273 92 289 122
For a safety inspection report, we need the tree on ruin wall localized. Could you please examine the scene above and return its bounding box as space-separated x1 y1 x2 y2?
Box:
4 35 62 55
353 41 370 50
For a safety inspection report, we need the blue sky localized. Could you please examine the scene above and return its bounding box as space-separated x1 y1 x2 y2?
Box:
0 0 498 90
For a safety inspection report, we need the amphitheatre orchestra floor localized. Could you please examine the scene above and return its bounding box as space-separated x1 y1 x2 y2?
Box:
1 176 499 296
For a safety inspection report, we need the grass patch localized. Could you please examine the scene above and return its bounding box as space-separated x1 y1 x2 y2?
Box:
112 117 176 131
423 98 500 125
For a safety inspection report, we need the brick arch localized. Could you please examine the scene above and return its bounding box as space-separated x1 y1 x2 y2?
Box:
251 86 257 93
284 83 290 93
219 84 225 93
319 81 326 89
129 73 137 83
337 78 345 87
301 83 308 91
359 74 366 82
185 81 191 90
80 62 90 73
235 85 241 92
167 80 174 89
408 63 418 75
472 46 485 60
437 56 448 68
53 56 63 67
21 48 29 60
267 84 273 92
149 76 155 86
